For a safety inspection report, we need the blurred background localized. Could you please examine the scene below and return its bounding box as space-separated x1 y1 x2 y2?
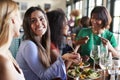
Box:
10 0 120 57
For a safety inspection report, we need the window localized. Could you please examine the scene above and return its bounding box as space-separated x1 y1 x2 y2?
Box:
75 1 80 10
88 0 95 17
96 0 103 6
88 0 103 17
75 0 83 17
112 0 120 48
67 5 72 19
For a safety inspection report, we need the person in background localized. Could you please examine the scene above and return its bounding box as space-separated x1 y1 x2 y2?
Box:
68 12 75 31
16 7 81 80
47 9 89 69
9 33 23 58
0 0 25 80
72 10 80 27
72 16 90 35
80 16 90 28
68 10 80 33
71 18 81 35
76 6 119 63
47 9 73 61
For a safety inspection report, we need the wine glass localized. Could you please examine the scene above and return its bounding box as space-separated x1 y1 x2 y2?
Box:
99 45 112 80
90 45 100 70
112 57 120 80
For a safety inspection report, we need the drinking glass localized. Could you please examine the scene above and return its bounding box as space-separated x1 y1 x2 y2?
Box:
99 52 112 70
99 45 112 80
113 57 120 80
90 45 100 70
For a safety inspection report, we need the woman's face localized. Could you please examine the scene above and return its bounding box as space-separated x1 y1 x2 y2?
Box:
30 10 47 37
91 14 104 34
63 18 69 35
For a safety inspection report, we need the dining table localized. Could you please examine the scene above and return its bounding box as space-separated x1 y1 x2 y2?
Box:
67 64 120 80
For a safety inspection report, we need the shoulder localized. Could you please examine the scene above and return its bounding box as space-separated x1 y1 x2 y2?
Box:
21 40 37 48
20 40 38 55
78 28 91 34
104 30 113 34
0 55 15 80
51 42 56 49
77 28 92 36
81 28 91 32
103 30 114 38
23 40 36 45
0 55 9 69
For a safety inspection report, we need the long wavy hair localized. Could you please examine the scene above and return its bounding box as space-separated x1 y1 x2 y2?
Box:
46 9 66 48
23 7 51 68
0 0 18 48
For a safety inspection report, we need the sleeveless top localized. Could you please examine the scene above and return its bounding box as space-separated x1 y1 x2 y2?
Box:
13 62 25 80
8 50 25 80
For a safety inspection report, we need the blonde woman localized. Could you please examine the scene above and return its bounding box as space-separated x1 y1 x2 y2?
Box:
0 0 25 80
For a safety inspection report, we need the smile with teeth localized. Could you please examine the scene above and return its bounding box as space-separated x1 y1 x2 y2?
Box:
36 27 43 31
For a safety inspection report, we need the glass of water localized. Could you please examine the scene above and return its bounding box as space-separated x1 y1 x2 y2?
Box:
99 45 112 80
113 57 120 80
90 45 100 70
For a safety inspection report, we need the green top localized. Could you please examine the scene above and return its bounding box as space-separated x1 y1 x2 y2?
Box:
76 28 117 63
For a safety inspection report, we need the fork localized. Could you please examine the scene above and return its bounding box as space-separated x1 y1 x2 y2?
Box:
67 38 80 53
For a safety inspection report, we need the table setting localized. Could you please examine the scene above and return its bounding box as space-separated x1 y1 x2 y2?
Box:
67 44 120 80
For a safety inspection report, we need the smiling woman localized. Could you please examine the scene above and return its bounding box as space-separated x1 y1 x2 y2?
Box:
30 10 47 36
76 6 119 64
16 6 81 80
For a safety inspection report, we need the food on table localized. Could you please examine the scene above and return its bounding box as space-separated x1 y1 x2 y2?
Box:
67 68 101 79
79 68 101 79
67 68 83 78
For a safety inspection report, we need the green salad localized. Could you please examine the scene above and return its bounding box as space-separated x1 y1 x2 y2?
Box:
67 68 101 79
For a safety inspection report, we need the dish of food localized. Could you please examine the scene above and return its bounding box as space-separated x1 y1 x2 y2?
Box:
67 68 101 80
72 62 90 68
67 68 82 78
79 62 90 68
79 68 101 80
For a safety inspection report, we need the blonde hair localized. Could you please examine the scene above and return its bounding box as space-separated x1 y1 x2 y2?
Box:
0 0 18 47
70 10 80 17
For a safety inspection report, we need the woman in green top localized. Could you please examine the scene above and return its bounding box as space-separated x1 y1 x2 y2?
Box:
76 6 119 61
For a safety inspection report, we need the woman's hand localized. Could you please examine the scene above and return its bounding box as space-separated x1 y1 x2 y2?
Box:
100 37 113 51
101 37 119 57
75 36 89 46
62 52 82 64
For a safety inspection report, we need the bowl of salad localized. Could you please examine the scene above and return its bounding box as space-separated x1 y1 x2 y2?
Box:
67 68 101 80
79 68 101 80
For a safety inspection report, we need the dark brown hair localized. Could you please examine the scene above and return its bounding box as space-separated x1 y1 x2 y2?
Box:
46 9 66 48
23 7 51 67
91 6 112 28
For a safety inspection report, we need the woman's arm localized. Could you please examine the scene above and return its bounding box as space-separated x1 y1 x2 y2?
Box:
51 49 60 63
50 43 60 63
22 41 66 80
101 37 120 57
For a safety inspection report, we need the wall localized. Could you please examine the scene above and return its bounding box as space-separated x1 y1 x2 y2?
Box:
13 0 66 12
10 0 66 57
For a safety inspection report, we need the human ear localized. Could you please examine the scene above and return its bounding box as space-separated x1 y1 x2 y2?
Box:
11 18 20 37
11 18 15 24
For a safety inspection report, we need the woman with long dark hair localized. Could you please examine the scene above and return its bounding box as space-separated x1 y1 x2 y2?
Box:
16 7 81 80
